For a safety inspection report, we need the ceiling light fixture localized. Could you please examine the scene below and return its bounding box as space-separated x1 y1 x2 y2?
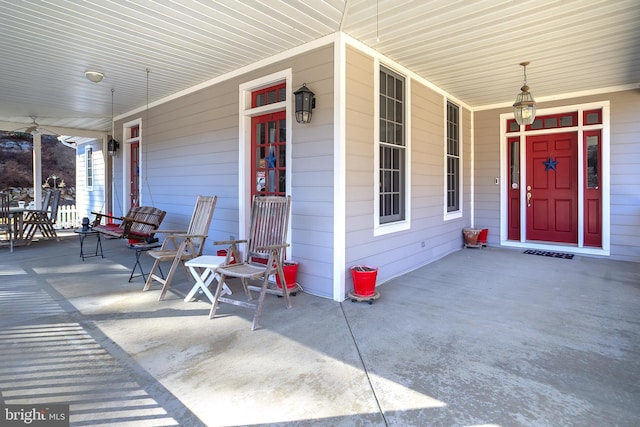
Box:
85 70 105 83
513 61 536 126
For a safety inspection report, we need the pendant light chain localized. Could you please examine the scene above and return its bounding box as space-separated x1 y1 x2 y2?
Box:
111 88 115 137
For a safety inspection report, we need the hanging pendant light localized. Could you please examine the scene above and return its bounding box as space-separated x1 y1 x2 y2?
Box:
513 61 536 126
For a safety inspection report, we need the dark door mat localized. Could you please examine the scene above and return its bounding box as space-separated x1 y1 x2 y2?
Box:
524 249 574 259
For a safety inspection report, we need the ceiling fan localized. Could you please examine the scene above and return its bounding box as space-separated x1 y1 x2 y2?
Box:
12 116 58 136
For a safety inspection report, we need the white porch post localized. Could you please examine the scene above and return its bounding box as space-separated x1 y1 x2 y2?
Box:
32 133 42 208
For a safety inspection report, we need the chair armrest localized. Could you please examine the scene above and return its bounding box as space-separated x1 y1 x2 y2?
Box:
214 239 247 245
91 212 124 221
165 233 208 239
255 243 290 251
154 229 188 235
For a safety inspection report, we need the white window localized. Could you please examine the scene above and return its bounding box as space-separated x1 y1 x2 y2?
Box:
86 146 93 191
379 66 406 224
446 101 460 213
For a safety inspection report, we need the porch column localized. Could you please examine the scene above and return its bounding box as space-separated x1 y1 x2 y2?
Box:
32 133 42 208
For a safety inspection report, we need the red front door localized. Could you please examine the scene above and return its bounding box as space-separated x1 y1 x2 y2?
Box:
526 133 578 243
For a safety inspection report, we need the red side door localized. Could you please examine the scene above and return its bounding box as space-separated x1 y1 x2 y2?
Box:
130 141 140 207
251 111 286 200
526 133 578 243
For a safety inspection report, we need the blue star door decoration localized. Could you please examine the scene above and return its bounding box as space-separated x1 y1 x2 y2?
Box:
265 146 277 169
543 155 558 171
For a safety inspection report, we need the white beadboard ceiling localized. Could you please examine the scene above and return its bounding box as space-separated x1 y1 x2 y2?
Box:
0 0 638 136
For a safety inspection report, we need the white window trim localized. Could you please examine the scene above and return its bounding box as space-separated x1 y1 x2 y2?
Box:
374 60 411 236
444 99 463 220
122 118 142 210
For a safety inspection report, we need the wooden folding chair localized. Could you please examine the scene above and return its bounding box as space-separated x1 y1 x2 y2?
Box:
23 189 61 244
210 195 292 331
143 195 217 300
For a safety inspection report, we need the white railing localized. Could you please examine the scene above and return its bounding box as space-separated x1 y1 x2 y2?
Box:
55 205 80 229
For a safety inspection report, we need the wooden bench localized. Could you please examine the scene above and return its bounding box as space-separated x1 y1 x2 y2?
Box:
91 206 166 243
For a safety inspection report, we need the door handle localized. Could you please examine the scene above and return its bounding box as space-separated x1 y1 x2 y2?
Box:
527 192 532 207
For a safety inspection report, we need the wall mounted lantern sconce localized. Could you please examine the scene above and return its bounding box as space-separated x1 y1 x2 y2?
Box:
294 83 316 124
512 61 536 125
107 137 119 156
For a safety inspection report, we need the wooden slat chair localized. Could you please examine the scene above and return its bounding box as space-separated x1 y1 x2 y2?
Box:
0 192 13 252
23 189 61 244
92 206 166 243
143 195 217 300
210 195 292 331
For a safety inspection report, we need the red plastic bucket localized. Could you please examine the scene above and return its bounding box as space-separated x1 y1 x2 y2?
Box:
351 265 378 297
478 228 488 244
276 261 298 289
217 249 236 264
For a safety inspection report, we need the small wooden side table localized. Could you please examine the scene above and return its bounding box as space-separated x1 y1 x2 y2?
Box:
74 228 103 261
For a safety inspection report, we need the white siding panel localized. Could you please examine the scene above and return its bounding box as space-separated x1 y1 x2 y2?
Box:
114 45 336 297
344 45 472 295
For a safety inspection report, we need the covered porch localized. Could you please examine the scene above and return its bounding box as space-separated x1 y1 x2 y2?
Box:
1 235 638 426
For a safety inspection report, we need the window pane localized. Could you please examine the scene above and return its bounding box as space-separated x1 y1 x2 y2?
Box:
256 122 264 144
560 115 573 127
544 117 558 128
387 98 394 122
395 79 403 101
267 90 276 104
395 124 403 146
587 135 599 189
586 112 601 125
510 141 519 187
392 171 399 192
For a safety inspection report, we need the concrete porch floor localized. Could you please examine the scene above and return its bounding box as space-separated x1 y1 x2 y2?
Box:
1 232 639 426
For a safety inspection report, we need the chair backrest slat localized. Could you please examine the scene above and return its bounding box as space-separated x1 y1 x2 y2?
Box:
48 190 62 224
41 190 52 211
246 196 291 264
186 195 217 255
